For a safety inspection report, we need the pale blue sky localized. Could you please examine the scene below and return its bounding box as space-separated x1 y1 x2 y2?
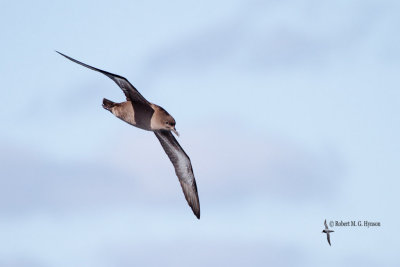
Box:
1 0 399 266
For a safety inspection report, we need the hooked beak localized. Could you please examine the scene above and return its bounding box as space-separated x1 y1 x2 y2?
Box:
172 127 180 137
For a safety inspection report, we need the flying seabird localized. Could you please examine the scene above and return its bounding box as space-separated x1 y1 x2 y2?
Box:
57 51 200 219
322 219 334 246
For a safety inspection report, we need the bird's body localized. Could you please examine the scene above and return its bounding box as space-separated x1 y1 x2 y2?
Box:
322 219 334 246
57 51 200 219
103 100 138 127
103 99 172 132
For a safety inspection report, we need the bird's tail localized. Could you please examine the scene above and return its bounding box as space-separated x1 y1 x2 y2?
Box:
102 98 116 111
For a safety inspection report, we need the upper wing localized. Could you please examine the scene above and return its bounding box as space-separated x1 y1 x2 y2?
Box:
324 219 328 229
154 130 200 219
56 51 150 105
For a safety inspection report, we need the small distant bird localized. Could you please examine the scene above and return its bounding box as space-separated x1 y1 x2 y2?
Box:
57 51 200 219
322 219 334 246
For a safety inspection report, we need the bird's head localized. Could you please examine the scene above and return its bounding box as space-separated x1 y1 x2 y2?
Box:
158 108 179 136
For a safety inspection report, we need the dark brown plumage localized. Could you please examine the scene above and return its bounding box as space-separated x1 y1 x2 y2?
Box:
57 51 200 219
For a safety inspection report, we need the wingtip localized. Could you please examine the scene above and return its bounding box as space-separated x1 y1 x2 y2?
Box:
55 50 68 58
189 196 200 220
189 201 200 219
187 193 200 220
194 210 200 220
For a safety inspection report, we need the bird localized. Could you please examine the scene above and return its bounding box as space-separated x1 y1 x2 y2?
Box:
322 219 334 246
57 51 200 219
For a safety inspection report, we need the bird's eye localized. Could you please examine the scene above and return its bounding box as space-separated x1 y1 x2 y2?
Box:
166 122 169 125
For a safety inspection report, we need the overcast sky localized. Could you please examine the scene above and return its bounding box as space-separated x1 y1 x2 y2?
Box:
1 0 400 266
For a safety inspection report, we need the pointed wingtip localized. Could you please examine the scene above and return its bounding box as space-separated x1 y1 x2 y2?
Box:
188 195 200 220
188 191 200 220
194 210 200 220
55 50 70 60
55 51 73 61
187 190 200 220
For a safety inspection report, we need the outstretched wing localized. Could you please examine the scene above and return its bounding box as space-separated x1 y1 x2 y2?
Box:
324 219 328 229
56 51 150 105
154 130 200 219
327 233 331 246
